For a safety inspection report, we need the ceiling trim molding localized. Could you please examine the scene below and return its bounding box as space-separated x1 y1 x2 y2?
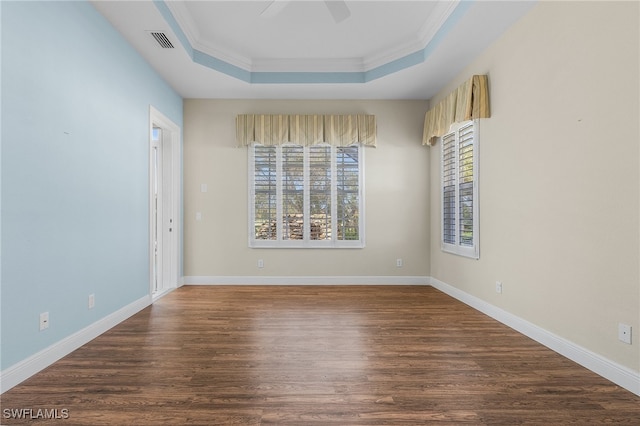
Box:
251 58 365 73
152 0 473 84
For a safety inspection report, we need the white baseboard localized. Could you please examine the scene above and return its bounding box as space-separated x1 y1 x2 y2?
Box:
429 277 640 397
183 275 430 286
0 295 151 394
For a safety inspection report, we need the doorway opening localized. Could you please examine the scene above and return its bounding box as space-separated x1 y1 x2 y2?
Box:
149 106 181 300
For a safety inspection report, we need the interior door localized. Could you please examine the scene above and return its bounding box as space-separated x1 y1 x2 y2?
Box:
149 107 180 300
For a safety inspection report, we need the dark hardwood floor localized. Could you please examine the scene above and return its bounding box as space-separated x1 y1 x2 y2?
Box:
2 286 639 424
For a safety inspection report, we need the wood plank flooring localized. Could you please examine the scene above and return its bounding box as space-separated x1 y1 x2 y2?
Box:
2 286 639 425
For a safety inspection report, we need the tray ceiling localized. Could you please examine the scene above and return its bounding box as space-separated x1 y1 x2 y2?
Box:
92 0 536 99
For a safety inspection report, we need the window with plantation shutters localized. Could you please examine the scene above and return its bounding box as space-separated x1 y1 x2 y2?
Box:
250 143 364 248
441 121 479 258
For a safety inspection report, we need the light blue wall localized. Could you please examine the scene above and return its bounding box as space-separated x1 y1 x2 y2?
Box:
1 1 182 370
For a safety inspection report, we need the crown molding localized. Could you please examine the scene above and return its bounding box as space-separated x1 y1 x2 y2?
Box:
251 57 365 73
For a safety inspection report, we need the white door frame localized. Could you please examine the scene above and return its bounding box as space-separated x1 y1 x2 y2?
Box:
149 106 181 300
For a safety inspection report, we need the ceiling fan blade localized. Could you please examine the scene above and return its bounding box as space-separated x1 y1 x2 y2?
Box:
324 0 351 23
261 0 290 19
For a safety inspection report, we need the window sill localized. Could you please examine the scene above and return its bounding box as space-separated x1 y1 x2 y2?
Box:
250 241 365 249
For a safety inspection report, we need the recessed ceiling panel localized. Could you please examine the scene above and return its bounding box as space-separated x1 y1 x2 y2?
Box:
178 1 442 65
91 0 537 99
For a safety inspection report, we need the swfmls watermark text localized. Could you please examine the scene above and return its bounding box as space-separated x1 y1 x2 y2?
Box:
3 408 69 420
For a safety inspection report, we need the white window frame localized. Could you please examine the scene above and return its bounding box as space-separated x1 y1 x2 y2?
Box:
440 120 479 259
249 143 365 248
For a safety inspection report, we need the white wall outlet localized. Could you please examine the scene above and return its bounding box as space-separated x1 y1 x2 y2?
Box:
495 281 503 294
257 259 264 268
195 212 202 221
88 294 95 309
39 312 49 331
200 183 208 193
618 323 632 344
396 258 403 267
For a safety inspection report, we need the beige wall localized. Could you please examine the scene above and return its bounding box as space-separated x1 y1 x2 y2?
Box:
183 99 430 279
429 1 639 371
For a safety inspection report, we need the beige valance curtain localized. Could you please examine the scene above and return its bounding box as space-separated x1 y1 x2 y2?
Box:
236 114 377 147
422 75 490 146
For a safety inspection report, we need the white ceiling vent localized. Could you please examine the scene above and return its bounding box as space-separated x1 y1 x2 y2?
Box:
149 32 174 49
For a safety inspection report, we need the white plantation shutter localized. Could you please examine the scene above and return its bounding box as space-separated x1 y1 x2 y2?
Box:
281 146 304 240
250 143 364 248
441 121 479 258
458 123 475 247
442 133 456 245
309 146 332 240
253 146 277 240
336 146 360 241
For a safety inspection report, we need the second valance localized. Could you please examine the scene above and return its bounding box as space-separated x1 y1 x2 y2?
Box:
236 114 376 147
422 75 490 146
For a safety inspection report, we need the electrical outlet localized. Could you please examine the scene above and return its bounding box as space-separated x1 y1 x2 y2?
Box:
88 294 95 309
257 259 264 268
618 323 632 344
396 258 403 267
39 312 49 331
495 281 503 294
